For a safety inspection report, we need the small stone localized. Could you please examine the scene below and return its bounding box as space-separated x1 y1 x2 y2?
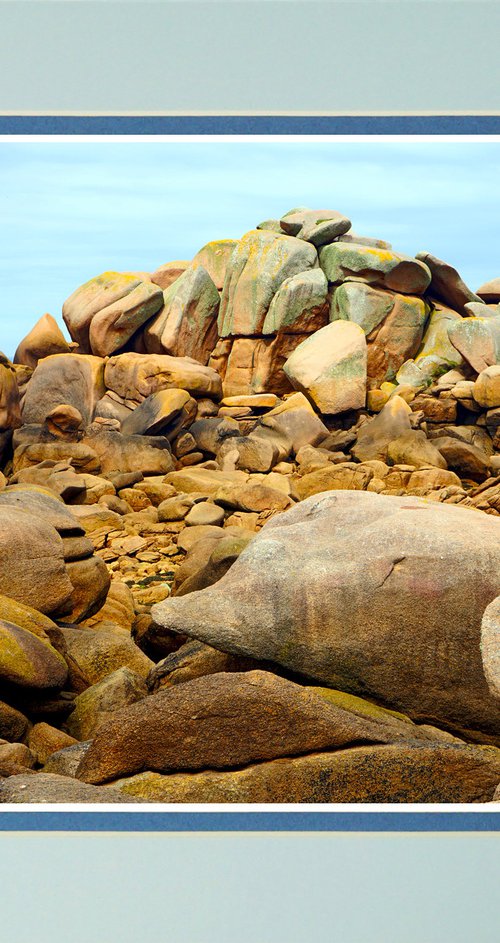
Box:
117 488 152 511
28 723 77 765
184 503 225 527
0 741 36 769
66 667 148 741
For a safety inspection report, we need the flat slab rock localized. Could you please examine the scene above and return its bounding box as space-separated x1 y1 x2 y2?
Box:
113 741 500 804
0 772 140 803
152 490 500 744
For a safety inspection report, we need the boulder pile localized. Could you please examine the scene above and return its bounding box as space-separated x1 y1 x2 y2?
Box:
1 207 500 803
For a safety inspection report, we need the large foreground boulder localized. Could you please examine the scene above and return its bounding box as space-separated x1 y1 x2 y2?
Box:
77 670 402 784
151 491 500 743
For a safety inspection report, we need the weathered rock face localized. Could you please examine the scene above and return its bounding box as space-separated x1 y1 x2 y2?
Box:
473 366 500 408
400 302 464 387
143 266 220 363
76 670 400 784
365 294 430 389
0 620 68 690
0 487 111 622
293 463 374 500
151 491 500 743
62 271 155 353
283 321 367 414
432 435 490 481
222 334 303 398
104 352 222 403
352 395 412 462
481 596 500 700
319 243 431 295
21 353 105 427
83 430 174 476
64 556 111 623
0 506 73 615
415 252 483 315
113 741 500 803
331 283 429 388
262 269 329 335
60 626 153 686
89 280 164 357
0 772 139 803
386 430 447 469
28 723 77 765
66 667 148 741
46 404 84 438
14 314 73 369
0 699 29 741
0 357 22 435
191 240 238 290
0 594 62 645
218 229 318 336
120 389 197 438
448 318 500 373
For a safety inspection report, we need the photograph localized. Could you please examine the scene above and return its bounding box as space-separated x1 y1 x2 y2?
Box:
0 133 499 806
0 0 499 940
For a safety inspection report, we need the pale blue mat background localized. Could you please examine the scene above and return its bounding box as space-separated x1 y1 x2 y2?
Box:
1 1 499 115
0 832 499 943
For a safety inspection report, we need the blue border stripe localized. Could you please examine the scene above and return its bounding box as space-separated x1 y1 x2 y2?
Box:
0 116 499 135
0 812 498 832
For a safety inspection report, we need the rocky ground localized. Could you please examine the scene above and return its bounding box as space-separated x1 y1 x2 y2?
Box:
1 207 500 803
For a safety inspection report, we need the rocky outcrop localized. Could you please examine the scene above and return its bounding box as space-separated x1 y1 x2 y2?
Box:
1 204 500 803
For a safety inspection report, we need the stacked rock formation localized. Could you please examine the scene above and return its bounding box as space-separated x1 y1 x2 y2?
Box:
1 207 500 803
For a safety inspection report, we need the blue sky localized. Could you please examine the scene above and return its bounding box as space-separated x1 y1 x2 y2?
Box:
1 138 499 358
